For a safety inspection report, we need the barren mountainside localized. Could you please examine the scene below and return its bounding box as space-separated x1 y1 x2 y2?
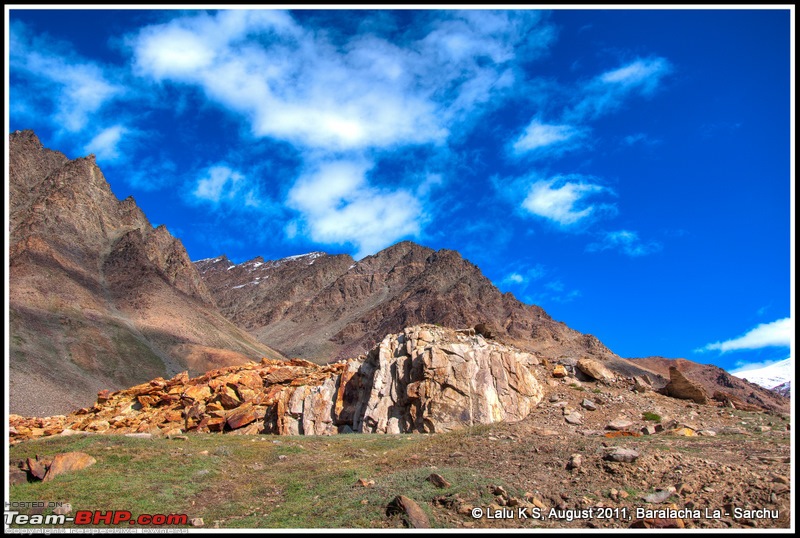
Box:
196 243 676 392
8 130 284 417
197 243 616 363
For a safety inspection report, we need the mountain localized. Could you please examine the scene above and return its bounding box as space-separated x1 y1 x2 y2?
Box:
196 242 653 375
731 358 792 390
8 130 284 417
196 245 790 414
730 358 792 394
630 357 789 413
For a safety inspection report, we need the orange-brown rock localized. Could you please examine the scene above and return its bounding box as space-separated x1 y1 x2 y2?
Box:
9 325 544 441
663 366 709 404
42 452 96 482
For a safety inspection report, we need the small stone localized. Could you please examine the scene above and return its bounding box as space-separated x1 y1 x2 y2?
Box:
581 399 597 411
278 455 288 461
491 485 508 496
771 474 789 485
567 454 582 470
9 466 29 485
386 495 431 528
355 478 376 487
552 365 568 378
426 473 451 488
190 518 204 527
565 412 583 425
604 448 639 463
641 425 657 436
606 418 634 431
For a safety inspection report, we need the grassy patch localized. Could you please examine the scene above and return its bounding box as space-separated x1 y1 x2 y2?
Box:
642 412 662 422
9 431 503 529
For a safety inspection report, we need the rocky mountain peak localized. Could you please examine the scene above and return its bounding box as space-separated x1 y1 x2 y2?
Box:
8 131 284 416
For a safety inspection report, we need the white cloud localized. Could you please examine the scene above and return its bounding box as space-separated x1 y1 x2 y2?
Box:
192 164 262 209
569 57 671 121
503 273 525 285
586 229 662 257
130 10 551 152
512 120 587 155
84 125 128 162
521 176 616 227
286 160 424 259
697 318 792 353
10 21 124 134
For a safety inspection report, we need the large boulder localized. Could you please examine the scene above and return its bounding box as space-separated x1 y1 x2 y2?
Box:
576 358 615 383
663 366 709 404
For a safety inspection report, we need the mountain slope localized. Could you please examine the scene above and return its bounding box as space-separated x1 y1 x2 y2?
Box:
630 357 789 413
196 242 657 381
8 130 284 416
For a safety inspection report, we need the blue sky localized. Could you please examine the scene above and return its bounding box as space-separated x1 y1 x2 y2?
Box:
5 7 794 374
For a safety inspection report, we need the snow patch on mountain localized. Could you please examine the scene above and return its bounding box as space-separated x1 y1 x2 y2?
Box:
731 358 792 393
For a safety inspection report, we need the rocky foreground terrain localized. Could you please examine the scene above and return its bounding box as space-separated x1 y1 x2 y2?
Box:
9 325 792 530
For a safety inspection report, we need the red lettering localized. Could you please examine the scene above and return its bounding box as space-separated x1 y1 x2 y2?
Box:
74 511 92 525
113 511 132 525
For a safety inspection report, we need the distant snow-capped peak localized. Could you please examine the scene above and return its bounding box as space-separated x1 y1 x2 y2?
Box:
731 358 792 392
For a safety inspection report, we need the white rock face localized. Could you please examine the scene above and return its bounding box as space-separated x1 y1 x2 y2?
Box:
347 325 544 433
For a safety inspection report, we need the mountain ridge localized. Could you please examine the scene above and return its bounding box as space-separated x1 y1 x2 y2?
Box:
8 130 284 416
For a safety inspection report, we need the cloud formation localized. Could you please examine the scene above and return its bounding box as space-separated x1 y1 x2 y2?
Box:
521 176 616 227
512 120 587 156
697 318 792 353
192 164 262 209
286 160 424 259
586 230 662 257
10 21 125 134
569 57 672 121
130 10 551 153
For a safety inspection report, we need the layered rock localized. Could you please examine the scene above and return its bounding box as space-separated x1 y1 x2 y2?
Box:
10 325 544 442
662 366 709 404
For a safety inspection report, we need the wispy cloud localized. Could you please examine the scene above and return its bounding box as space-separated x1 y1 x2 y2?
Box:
586 229 662 257
500 264 545 288
568 57 671 121
521 175 616 227
697 318 792 353
191 164 262 209
10 21 125 135
84 125 129 162
511 119 587 157
130 10 552 153
286 160 424 259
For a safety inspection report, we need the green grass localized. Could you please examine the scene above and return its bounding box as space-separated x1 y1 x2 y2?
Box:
9 431 507 529
642 412 662 422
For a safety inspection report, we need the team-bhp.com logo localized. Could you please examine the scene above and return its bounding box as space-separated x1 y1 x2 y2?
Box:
5 507 189 527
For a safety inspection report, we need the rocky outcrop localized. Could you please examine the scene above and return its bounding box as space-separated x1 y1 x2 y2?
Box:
9 325 544 442
662 366 709 404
